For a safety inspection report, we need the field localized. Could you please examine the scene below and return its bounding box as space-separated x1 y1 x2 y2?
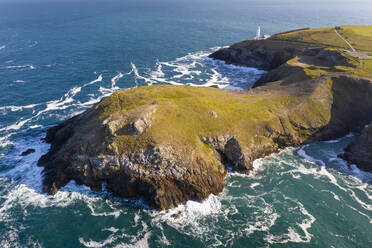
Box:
273 25 372 51
337 25 372 51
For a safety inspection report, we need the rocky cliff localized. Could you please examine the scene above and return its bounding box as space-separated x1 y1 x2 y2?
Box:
341 124 372 173
38 26 372 209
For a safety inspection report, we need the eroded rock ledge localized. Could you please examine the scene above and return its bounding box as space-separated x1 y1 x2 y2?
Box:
38 27 372 209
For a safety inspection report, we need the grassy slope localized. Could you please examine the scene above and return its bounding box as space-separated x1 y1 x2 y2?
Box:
271 26 372 80
273 25 372 51
338 25 372 51
272 27 348 48
93 82 331 166
357 60 372 77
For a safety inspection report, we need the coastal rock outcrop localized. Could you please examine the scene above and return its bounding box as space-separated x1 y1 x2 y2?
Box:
209 39 308 70
341 123 372 173
38 76 372 209
38 26 372 209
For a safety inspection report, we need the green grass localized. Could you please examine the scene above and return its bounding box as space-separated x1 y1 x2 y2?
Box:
92 84 333 158
355 60 372 77
273 27 349 49
337 25 372 51
273 25 372 51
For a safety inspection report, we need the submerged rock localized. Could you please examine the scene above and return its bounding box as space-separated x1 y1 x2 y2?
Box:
171 211 182 219
21 148 36 156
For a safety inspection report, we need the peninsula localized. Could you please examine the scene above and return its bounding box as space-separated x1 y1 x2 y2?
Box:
38 25 372 209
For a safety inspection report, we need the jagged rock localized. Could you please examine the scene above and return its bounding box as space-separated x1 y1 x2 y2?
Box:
103 105 156 136
209 40 303 70
201 135 248 171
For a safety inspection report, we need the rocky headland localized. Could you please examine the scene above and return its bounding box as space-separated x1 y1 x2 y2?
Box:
38 25 372 210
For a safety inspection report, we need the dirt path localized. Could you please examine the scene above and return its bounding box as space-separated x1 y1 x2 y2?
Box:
334 29 356 52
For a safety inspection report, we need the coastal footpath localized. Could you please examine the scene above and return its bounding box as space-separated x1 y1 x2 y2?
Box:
38 26 372 209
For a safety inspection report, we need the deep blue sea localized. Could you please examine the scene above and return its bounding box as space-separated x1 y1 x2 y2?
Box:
1 0 372 247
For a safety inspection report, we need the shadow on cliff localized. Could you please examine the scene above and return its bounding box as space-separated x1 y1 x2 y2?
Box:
305 76 372 143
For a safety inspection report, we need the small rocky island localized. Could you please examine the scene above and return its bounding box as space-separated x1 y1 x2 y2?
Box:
38 25 372 209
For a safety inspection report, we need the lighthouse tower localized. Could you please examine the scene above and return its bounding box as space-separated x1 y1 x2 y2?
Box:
255 26 261 40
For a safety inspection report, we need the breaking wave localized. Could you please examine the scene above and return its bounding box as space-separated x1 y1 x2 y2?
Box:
5 64 36 70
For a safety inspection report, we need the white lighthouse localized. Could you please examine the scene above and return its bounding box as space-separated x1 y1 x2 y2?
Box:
254 26 270 40
255 26 261 40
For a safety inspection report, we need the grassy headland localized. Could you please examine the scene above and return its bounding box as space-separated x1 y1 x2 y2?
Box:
39 25 372 209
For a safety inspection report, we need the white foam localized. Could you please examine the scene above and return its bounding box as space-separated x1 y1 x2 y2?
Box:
111 73 124 90
0 74 106 133
321 190 341 201
86 199 123 219
297 145 325 166
28 41 38 48
0 119 29 131
349 164 372 183
265 199 315 244
115 232 151 248
151 194 221 235
250 182 260 189
29 125 41 129
286 158 348 193
0 103 39 112
131 62 154 86
84 74 103 87
0 133 15 148
245 212 279 235
323 138 341 144
0 45 5 50
0 137 122 218
79 234 117 248
6 64 35 70
346 133 354 138
14 80 25 83
102 227 119 233
128 46 264 90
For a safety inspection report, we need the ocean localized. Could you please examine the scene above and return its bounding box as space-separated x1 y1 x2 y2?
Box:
0 0 371 247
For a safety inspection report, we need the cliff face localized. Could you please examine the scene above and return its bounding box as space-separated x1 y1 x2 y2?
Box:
38 26 372 209
209 39 311 70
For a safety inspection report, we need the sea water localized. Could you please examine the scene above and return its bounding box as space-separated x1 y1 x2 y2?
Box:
0 0 371 247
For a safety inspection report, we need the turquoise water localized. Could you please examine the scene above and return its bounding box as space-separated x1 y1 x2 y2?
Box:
0 0 372 247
